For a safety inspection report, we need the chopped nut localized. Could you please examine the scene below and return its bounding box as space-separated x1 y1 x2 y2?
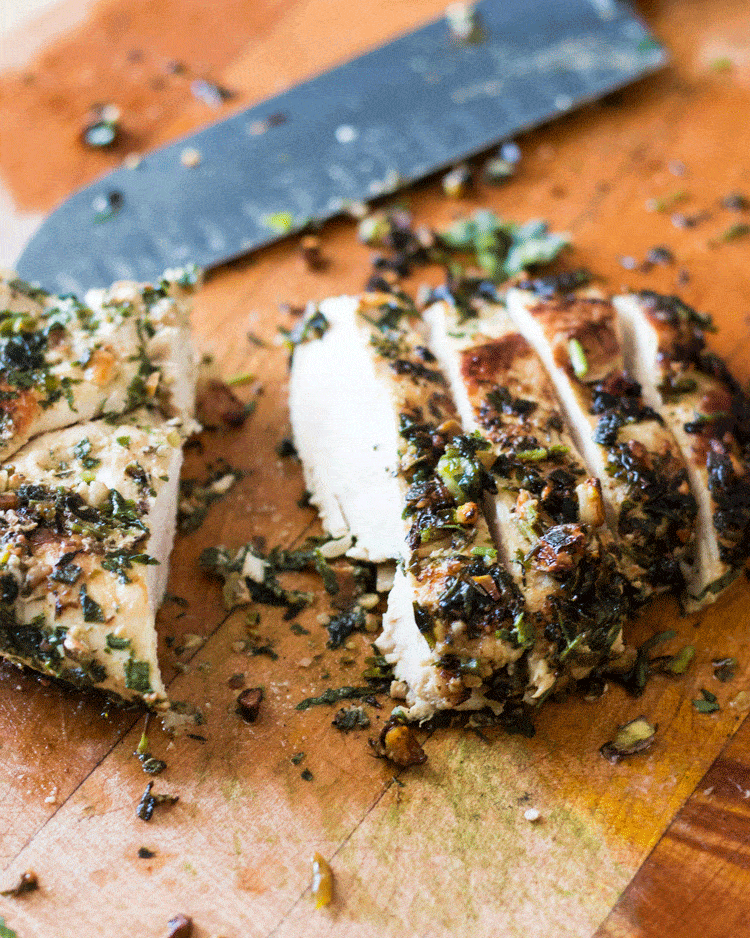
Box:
299 235 328 271
374 719 427 767
196 379 247 429
166 914 194 938
442 163 472 198
600 716 657 764
1 870 38 897
311 853 334 909
236 687 263 723
455 501 479 525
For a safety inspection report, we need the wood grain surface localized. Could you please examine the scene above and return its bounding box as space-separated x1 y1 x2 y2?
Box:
1 1 750 936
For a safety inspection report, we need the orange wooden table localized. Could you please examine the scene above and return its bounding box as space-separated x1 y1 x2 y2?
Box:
1 1 750 935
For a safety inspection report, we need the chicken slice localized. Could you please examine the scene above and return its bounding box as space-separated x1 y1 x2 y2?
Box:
506 281 697 600
615 290 750 609
0 267 198 460
349 291 529 720
288 296 404 562
425 296 630 696
0 410 188 708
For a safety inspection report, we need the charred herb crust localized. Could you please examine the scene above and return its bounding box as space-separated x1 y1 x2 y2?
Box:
639 291 750 570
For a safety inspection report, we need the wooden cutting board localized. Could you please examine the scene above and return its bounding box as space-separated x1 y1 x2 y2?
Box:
1 1 750 935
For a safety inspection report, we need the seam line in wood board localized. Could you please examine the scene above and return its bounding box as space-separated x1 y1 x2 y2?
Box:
263 731 436 938
1 516 316 874
591 708 750 938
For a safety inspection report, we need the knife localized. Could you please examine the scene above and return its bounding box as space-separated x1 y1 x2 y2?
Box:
15 0 666 294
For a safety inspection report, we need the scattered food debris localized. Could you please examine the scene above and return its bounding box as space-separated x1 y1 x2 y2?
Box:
136 782 179 821
644 245 674 266
710 57 733 73
92 190 124 222
693 688 720 714
730 691 750 711
332 705 371 732
646 190 688 213
180 147 202 168
166 913 194 938
81 104 120 148
178 461 243 534
484 141 521 184
442 163 472 198
275 437 298 458
608 630 693 695
299 234 328 271
196 377 249 429
445 2 484 43
373 717 428 768
708 222 750 247
296 686 375 711
191 78 233 107
713 657 737 682
523 808 541 823
137 847 156 859
311 853 334 909
600 716 657 764
0 871 38 898
723 192 749 212
236 687 263 723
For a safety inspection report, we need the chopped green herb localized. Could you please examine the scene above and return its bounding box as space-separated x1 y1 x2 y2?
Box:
79 583 104 622
116 435 131 447
710 56 733 72
300 768 314 781
125 658 152 693
693 688 720 713
0 917 18 938
708 222 750 247
647 190 688 213
226 371 256 387
296 686 374 711
332 705 371 732
50 562 82 585
263 211 295 233
290 623 310 636
471 544 497 559
664 644 694 675
326 606 365 649
567 339 588 378
105 633 131 650
73 437 101 470
291 752 305 765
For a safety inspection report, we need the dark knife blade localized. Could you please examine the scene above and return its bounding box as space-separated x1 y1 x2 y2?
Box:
16 0 666 294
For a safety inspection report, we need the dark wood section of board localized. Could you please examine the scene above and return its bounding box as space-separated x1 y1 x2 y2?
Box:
598 715 750 938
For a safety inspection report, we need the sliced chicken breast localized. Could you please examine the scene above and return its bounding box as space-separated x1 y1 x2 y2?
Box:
615 290 750 609
506 282 697 601
425 297 630 697
0 410 187 709
0 268 198 460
